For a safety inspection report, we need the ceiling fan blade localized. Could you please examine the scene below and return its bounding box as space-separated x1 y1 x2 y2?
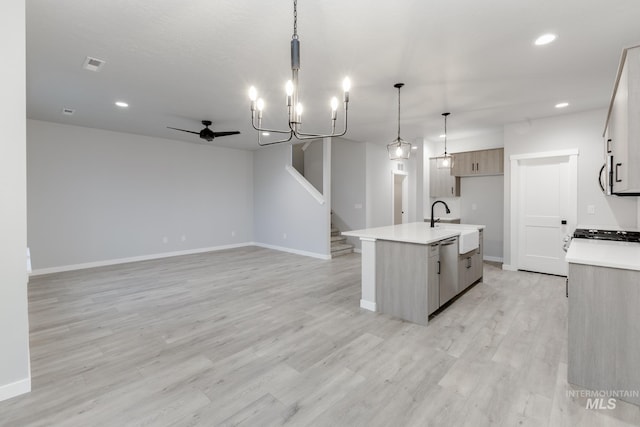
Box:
167 127 200 135
211 131 241 137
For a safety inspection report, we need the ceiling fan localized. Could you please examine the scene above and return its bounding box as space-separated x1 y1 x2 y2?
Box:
167 120 240 142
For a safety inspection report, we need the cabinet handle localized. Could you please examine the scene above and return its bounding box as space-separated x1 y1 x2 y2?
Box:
615 163 622 182
466 257 472 269
437 260 441 275
451 186 453 195
476 162 479 171
471 162 474 171
606 138 612 153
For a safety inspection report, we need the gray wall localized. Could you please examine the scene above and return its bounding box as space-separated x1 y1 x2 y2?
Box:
27 120 254 270
503 109 638 266
0 0 30 399
331 139 366 249
365 142 423 228
303 140 324 193
253 143 330 257
460 175 504 260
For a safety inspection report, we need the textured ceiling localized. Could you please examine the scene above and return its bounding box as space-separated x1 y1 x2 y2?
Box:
26 0 640 150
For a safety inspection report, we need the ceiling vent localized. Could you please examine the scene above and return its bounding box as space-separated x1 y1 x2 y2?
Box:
62 107 75 115
83 56 106 72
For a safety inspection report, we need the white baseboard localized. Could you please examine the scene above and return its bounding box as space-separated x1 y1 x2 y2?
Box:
252 242 331 260
30 242 254 276
502 264 518 271
483 255 503 263
360 299 377 312
0 377 30 402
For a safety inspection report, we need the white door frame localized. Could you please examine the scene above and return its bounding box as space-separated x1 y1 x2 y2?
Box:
509 149 578 272
391 170 408 225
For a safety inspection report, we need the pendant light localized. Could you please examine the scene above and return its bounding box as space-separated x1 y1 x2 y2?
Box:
437 112 453 169
387 83 412 160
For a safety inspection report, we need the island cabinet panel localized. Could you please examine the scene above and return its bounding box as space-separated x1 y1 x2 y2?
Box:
376 240 429 325
452 148 504 177
427 243 440 315
568 263 640 406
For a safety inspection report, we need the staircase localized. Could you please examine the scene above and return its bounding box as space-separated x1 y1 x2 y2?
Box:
331 225 354 258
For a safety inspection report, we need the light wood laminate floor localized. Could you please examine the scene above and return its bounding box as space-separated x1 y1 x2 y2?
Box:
1 247 639 426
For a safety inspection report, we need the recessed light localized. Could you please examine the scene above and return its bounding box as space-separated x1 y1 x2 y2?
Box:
555 102 569 109
115 101 129 108
262 132 270 136
439 134 446 138
411 146 418 150
535 33 557 46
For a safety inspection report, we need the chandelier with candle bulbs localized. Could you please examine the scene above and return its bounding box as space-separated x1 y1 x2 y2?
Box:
248 0 351 146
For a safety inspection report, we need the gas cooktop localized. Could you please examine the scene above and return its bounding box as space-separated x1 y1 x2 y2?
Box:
573 228 640 243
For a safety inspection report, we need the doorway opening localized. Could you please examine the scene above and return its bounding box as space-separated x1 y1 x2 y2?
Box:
392 171 408 225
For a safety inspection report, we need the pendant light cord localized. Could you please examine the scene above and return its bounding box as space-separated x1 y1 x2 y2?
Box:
442 112 450 155
293 0 298 39
397 86 401 140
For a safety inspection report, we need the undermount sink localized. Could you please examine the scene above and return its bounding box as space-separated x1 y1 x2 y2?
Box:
435 224 479 254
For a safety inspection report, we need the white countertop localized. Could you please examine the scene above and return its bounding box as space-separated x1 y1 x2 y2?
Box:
566 238 640 271
342 222 485 245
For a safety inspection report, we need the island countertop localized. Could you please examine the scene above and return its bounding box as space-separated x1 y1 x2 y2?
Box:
343 222 485 245
566 238 640 271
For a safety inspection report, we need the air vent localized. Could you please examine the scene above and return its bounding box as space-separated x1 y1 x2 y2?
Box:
83 56 106 72
62 107 75 115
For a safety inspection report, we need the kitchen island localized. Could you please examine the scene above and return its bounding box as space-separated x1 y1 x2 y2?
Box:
343 222 485 325
566 238 640 406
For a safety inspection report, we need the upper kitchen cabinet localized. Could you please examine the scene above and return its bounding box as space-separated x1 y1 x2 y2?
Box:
429 157 460 197
451 148 504 177
605 45 640 195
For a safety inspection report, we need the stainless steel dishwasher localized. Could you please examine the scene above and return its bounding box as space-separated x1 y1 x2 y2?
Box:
438 237 459 306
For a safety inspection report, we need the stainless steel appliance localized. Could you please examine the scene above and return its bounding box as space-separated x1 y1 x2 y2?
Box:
572 228 640 242
438 237 458 306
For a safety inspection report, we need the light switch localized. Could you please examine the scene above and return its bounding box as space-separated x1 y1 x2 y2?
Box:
471 203 477 211
354 203 362 209
587 205 595 215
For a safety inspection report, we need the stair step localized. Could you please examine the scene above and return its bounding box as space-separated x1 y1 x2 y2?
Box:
331 243 354 258
331 235 347 243
331 227 340 236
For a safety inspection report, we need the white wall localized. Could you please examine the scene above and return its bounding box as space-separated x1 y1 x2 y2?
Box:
503 109 638 266
253 143 331 257
0 0 30 401
331 138 366 249
365 142 423 228
460 175 504 260
27 120 254 271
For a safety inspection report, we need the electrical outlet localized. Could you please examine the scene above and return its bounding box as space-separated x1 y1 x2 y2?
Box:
181 235 186 242
354 203 362 209
231 231 236 237
283 233 287 240
162 236 168 244
472 203 477 211
587 205 596 215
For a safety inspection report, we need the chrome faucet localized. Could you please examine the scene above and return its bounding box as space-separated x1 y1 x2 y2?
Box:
430 200 451 228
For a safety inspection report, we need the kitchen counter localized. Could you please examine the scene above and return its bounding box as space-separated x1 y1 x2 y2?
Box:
343 222 485 244
566 238 640 271
344 222 485 324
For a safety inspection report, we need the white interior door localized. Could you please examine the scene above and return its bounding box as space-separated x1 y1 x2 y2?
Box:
517 156 572 275
392 172 408 225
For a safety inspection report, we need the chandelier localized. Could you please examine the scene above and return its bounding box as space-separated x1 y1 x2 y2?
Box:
387 83 412 160
436 112 453 168
248 0 351 146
